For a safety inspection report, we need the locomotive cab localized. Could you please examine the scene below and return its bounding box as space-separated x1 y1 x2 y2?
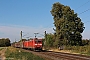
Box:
34 38 42 50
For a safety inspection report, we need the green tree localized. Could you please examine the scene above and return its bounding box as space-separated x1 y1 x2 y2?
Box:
50 2 85 46
45 33 55 48
0 38 11 47
5 38 11 46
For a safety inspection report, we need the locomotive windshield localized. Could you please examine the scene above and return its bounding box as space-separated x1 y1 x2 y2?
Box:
35 40 42 43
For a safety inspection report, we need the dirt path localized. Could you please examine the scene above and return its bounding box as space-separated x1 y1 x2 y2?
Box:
0 47 7 60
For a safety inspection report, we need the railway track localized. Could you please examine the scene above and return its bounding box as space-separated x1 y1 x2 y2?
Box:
39 51 90 60
23 49 90 60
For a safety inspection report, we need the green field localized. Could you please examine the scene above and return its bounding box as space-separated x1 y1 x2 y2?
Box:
5 47 45 60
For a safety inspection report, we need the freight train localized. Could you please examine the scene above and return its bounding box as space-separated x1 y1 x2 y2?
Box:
12 38 42 51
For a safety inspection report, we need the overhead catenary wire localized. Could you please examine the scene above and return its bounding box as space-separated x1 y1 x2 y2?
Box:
75 0 90 10
75 1 90 23
78 8 90 15
37 24 54 33
75 0 90 15
78 8 90 23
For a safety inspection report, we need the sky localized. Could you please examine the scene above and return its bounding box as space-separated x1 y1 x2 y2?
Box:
0 0 90 43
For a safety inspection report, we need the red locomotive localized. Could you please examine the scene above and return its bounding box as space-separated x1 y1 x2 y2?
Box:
14 38 42 51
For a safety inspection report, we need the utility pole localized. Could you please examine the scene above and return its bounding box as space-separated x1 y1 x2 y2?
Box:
21 31 22 41
45 31 47 40
20 31 22 49
34 33 39 38
44 31 47 49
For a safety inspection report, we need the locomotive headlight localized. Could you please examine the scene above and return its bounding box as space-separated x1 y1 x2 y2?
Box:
39 44 42 45
35 44 37 45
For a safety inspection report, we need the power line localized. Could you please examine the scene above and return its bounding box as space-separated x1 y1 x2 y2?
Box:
36 25 54 35
75 1 90 23
78 8 90 15
75 1 90 15
75 0 90 10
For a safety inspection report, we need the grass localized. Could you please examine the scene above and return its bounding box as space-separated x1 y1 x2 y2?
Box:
5 47 45 60
0 47 5 51
64 45 90 56
48 45 90 56
0 48 3 51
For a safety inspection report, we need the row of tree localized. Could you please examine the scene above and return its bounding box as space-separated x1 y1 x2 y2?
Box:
44 33 90 48
82 39 90 45
0 38 11 47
